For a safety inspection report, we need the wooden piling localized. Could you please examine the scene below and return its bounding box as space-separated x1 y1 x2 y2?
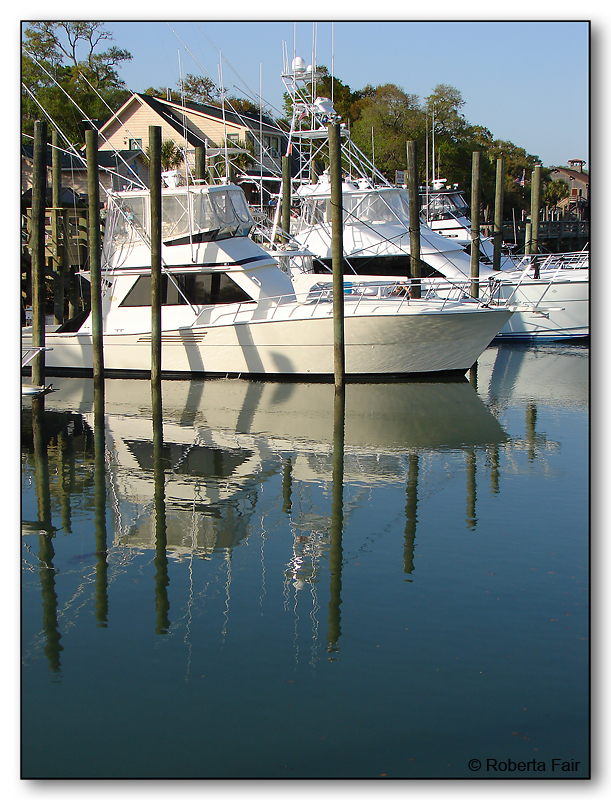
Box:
470 151 481 298
531 164 541 255
194 144 206 182
86 129 104 389
30 120 47 388
281 154 291 242
328 122 345 390
51 130 65 324
493 157 505 271
406 140 421 298
524 221 532 256
149 126 162 387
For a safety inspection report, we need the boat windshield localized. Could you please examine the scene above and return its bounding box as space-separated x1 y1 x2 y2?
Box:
421 192 470 221
296 189 410 230
104 186 254 251
344 190 410 225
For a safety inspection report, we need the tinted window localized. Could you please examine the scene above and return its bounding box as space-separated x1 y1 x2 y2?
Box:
120 272 254 307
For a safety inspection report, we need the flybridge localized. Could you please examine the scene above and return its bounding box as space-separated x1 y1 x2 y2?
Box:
103 183 255 257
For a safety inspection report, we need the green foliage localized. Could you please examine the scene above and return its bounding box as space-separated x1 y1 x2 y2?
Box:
543 178 569 208
143 139 185 171
22 21 132 145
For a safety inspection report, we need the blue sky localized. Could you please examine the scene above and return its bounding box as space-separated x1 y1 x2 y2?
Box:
16 10 595 169
97 19 590 169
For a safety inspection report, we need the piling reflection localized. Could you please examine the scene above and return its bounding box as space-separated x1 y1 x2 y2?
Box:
152 381 170 634
31 397 62 673
93 384 108 627
327 387 345 657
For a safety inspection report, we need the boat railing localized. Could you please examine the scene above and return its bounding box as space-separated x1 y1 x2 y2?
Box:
504 251 589 272
205 278 501 328
22 345 53 368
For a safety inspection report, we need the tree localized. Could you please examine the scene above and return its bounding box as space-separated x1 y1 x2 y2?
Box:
22 21 132 144
351 84 423 177
424 84 469 142
144 139 185 172
543 178 569 210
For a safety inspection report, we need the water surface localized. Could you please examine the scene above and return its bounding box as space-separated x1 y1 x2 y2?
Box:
21 342 589 778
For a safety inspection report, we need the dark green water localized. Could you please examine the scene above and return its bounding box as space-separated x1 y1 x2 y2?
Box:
21 343 589 779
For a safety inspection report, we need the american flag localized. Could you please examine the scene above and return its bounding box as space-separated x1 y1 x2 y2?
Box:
514 169 526 187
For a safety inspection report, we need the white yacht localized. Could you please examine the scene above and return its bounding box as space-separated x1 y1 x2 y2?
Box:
21 181 512 379
278 57 588 341
419 179 474 249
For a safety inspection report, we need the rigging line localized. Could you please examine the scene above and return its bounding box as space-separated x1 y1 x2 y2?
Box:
22 50 148 189
178 49 196 261
22 50 146 191
167 21 279 121
75 70 150 181
218 54 230 181
194 23 283 119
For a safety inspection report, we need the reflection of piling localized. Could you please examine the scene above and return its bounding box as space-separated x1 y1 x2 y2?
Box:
328 122 345 390
526 402 537 463
489 444 500 494
31 120 47 388
152 383 170 634
406 140 421 298
469 361 478 390
282 457 293 513
94 387 108 626
403 453 418 575
466 449 477 529
86 129 104 390
32 397 63 672
327 387 345 654
57 431 73 534
470 151 481 299
493 157 505 271
150 126 162 387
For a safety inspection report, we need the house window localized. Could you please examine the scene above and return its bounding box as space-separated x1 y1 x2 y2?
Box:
264 136 280 158
227 133 239 143
129 139 142 151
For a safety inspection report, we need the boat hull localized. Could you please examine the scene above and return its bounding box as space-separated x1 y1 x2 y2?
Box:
22 305 512 379
495 273 589 340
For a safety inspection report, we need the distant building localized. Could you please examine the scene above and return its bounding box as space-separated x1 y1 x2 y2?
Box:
549 160 589 220
96 92 288 206
21 92 290 210
21 144 144 205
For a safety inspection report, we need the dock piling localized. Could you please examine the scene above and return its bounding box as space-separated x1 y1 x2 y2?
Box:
30 120 47 388
282 154 291 243
493 157 505 271
470 151 481 298
86 129 104 390
328 121 345 390
149 126 162 387
407 140 421 298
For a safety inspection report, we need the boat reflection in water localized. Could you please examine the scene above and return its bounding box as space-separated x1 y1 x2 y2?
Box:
24 376 508 660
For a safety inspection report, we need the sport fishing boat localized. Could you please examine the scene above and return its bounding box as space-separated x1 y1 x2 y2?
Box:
277 56 588 341
21 181 512 379
419 179 475 250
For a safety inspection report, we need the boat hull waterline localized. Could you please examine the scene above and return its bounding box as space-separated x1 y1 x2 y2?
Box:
22 304 512 379
493 272 588 340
